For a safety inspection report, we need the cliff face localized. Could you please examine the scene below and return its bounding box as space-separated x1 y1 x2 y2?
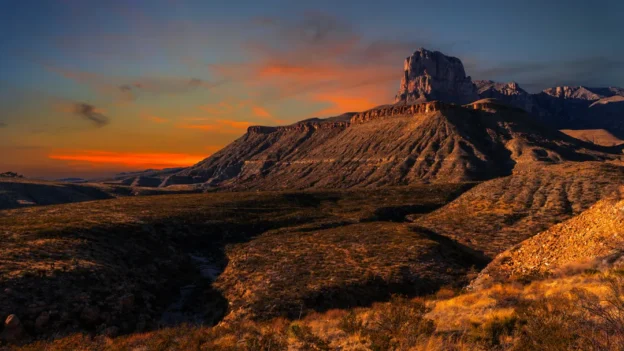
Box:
395 48 479 104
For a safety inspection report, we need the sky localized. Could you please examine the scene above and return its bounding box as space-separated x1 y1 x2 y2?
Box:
1 0 624 179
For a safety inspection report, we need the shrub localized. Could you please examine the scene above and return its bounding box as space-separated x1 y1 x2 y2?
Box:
244 329 288 351
288 323 331 351
513 275 624 351
365 296 436 350
468 315 517 347
338 311 363 334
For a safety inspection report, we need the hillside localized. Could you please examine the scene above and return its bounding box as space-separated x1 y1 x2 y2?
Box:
560 128 624 146
473 190 624 287
414 161 624 257
170 100 621 190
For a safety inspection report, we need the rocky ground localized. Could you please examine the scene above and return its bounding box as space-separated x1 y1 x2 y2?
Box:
473 188 624 287
414 161 624 257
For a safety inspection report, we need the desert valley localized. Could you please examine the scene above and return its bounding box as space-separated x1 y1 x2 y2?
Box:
2 2 624 349
1 46 623 350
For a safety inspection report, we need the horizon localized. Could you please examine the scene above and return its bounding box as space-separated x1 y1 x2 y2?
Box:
2 0 624 179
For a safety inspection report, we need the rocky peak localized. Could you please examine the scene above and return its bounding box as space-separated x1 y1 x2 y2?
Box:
475 80 535 112
475 80 526 95
395 48 479 105
542 86 605 101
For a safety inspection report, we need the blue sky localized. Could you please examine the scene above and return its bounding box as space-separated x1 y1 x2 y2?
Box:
1 0 623 178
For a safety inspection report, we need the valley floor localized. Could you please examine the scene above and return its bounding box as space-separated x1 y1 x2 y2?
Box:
1 168 623 350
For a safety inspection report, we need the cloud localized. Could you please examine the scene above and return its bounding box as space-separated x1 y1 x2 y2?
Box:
140 113 168 124
45 64 222 102
252 106 272 119
0 122 7 128
48 150 207 168
310 89 384 116
176 118 251 134
72 103 110 127
207 12 427 115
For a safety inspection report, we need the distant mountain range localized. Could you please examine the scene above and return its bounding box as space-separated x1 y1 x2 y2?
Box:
113 48 624 189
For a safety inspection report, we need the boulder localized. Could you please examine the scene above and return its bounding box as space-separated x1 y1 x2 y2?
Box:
1 314 24 342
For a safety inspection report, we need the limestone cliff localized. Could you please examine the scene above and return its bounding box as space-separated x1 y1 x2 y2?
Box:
395 48 478 104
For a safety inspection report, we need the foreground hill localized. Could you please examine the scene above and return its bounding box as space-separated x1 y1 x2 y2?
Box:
473 189 624 287
0 184 481 343
414 161 624 257
171 100 621 190
0 177 198 210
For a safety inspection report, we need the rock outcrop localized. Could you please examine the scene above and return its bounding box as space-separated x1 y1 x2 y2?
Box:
395 48 479 104
1 314 24 342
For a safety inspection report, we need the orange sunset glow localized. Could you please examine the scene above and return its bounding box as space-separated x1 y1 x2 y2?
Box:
48 151 207 168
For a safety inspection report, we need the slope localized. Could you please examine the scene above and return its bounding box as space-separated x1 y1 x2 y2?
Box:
172 100 622 190
473 190 624 287
414 161 624 258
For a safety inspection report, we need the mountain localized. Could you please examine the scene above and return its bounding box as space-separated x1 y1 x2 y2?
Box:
170 99 621 190
477 82 624 138
474 80 536 113
395 48 479 104
155 49 623 190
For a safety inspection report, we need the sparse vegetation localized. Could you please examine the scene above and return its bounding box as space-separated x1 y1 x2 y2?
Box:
2 169 623 350
0 184 475 346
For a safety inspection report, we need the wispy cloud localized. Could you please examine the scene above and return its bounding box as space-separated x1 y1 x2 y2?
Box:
206 12 427 115
0 122 7 128
252 106 272 119
176 118 251 134
45 63 223 102
140 113 168 124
